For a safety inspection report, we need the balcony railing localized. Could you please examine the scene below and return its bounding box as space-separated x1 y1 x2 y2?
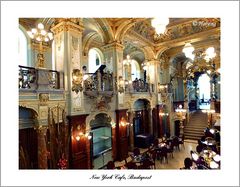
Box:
83 71 114 92
19 65 64 91
123 79 154 93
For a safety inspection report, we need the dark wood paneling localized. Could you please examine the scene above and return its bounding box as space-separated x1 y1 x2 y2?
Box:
115 109 128 161
19 128 38 169
67 114 90 169
215 101 220 113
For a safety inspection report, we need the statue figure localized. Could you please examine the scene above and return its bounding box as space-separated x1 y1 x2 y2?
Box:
37 53 45 68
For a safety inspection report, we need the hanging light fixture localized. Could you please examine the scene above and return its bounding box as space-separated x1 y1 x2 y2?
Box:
27 22 54 68
151 17 169 35
182 43 195 60
204 47 216 62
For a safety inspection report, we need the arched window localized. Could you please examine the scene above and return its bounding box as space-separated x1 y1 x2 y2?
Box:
131 59 140 81
18 28 27 66
88 48 102 73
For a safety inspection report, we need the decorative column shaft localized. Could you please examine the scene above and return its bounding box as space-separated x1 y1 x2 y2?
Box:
51 19 84 115
102 42 124 109
36 126 48 169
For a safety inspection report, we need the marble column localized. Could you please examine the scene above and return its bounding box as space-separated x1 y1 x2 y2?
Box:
51 19 84 115
102 42 124 109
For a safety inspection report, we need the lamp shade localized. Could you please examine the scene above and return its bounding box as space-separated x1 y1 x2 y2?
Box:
151 17 169 35
182 43 195 59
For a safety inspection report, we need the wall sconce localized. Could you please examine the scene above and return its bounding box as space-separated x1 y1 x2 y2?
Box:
72 69 83 94
118 76 125 93
111 121 116 128
159 112 169 117
175 104 187 113
120 117 129 127
73 131 92 141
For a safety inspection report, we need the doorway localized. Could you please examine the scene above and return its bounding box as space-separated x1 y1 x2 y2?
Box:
90 113 112 169
198 73 211 110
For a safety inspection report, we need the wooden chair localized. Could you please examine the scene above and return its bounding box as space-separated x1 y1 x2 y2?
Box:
172 136 180 151
106 161 115 169
178 135 185 149
159 147 168 164
133 147 141 156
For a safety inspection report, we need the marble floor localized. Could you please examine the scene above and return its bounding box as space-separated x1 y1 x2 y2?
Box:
115 139 197 169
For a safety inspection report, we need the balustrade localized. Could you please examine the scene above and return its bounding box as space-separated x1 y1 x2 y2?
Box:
83 71 114 92
19 65 64 91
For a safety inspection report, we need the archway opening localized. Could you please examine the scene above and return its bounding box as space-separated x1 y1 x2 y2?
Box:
90 113 112 169
88 48 102 73
198 73 211 110
131 59 140 81
132 99 153 148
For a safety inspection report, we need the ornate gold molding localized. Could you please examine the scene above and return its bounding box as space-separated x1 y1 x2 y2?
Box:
102 41 124 51
51 20 84 35
39 93 50 105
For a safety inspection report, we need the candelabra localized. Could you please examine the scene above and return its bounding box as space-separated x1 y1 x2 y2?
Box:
175 105 187 135
27 23 53 68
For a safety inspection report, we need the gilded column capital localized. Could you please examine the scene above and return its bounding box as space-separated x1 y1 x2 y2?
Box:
51 19 84 35
102 41 124 51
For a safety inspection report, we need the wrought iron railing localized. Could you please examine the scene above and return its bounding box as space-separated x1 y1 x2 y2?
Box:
123 79 154 93
83 71 114 92
19 66 37 90
131 79 150 92
19 65 64 91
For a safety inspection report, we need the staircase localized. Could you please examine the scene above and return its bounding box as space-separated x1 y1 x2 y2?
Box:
184 110 208 140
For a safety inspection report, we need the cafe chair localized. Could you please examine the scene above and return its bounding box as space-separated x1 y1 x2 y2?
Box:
138 159 153 169
133 147 141 156
106 161 115 169
172 136 180 151
159 147 168 164
196 145 203 154
178 135 185 149
167 143 174 158
126 162 137 169
148 149 156 169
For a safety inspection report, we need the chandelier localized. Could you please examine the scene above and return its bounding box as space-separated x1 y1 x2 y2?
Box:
151 17 169 35
204 47 216 62
27 23 53 68
182 43 195 60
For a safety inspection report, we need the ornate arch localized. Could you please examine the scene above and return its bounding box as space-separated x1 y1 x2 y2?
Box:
85 111 115 131
156 46 170 60
82 32 100 56
115 18 146 43
19 104 39 117
131 97 152 111
94 18 114 43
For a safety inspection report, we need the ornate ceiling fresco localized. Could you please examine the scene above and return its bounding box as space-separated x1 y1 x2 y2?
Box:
19 17 220 64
